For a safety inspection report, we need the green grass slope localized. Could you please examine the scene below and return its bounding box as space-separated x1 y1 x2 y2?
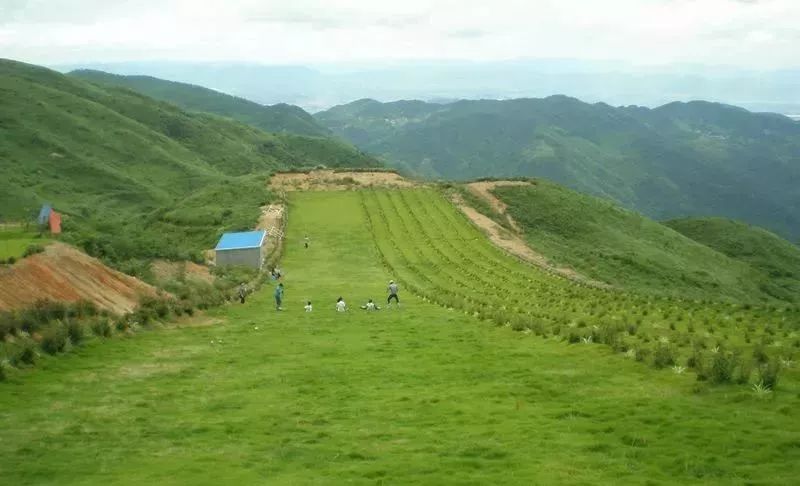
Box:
316 96 800 240
485 181 793 302
666 217 800 301
0 59 379 264
1 190 797 484
70 69 332 137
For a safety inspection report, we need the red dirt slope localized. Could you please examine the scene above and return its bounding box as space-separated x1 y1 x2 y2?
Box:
0 243 157 314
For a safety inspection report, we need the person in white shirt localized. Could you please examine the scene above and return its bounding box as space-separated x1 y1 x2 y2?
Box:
360 299 380 311
335 297 347 312
304 301 313 312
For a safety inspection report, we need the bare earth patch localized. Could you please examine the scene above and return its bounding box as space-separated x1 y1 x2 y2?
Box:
466 181 531 232
0 242 159 313
270 170 417 192
452 184 609 288
150 260 214 285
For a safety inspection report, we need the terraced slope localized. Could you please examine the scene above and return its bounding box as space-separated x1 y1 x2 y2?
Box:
1 190 798 484
363 189 798 368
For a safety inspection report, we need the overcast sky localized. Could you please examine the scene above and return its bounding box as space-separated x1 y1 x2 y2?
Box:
1 0 798 69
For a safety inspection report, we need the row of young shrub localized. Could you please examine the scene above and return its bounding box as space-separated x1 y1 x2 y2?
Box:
0 263 271 381
557 322 788 389
364 189 797 391
0 299 101 340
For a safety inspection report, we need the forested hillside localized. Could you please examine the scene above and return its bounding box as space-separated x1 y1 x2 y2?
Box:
317 97 800 239
69 69 332 137
0 59 379 267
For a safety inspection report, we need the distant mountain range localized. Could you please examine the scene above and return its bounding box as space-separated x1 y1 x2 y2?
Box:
54 60 800 114
316 97 800 240
41 63 800 240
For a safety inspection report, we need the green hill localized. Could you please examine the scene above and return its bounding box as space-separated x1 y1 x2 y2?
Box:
665 217 800 301
0 59 379 265
479 180 798 303
69 69 332 137
3 189 798 483
316 97 800 240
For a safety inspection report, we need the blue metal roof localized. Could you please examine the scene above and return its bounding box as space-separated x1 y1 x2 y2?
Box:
215 230 267 250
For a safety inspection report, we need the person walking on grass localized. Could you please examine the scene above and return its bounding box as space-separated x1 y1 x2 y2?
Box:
304 235 310 249
274 283 284 311
238 282 248 304
387 280 400 308
304 301 313 312
336 297 347 312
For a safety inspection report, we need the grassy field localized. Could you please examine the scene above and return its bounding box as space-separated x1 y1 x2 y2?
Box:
1 191 798 484
0 226 47 260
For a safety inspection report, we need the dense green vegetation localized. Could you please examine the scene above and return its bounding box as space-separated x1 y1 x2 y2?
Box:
2 190 797 484
0 59 379 268
484 181 799 303
666 217 800 301
69 69 332 137
316 96 800 239
0 264 262 371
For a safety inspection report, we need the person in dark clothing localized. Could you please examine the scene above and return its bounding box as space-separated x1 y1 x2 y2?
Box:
238 283 248 304
274 283 284 310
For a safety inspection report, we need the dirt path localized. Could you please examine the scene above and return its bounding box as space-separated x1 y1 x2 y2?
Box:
255 203 287 266
257 203 285 232
270 170 418 192
0 242 158 313
466 181 531 232
452 186 609 288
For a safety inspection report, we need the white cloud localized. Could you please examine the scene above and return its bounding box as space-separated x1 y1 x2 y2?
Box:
0 0 797 68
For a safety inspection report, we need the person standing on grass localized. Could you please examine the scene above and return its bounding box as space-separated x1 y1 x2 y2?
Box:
336 297 347 312
274 283 284 311
304 301 313 312
238 283 248 304
387 280 400 307
304 235 310 249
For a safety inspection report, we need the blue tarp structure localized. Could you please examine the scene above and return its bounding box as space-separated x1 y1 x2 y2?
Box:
37 204 52 225
215 230 267 251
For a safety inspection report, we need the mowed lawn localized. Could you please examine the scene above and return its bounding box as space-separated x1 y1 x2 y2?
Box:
1 191 798 484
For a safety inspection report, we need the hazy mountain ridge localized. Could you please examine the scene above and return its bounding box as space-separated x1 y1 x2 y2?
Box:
54 60 800 113
68 69 332 137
